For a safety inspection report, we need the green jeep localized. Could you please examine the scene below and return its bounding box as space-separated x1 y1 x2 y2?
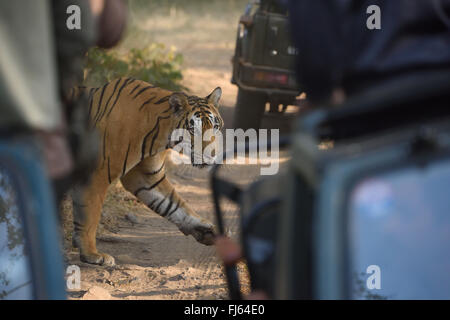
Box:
231 0 302 130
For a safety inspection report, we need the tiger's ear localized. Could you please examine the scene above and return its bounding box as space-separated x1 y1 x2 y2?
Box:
169 93 189 114
206 87 222 107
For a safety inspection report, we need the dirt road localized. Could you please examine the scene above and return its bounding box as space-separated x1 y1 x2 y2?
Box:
64 155 263 299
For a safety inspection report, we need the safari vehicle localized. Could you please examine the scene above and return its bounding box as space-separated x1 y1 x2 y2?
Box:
0 139 66 300
231 0 301 130
213 71 450 299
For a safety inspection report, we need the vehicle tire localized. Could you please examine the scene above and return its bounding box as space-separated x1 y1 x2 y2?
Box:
233 88 267 130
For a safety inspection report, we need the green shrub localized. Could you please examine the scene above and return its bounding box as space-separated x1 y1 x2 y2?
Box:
84 43 186 92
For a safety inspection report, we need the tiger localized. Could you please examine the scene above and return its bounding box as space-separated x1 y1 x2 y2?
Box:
70 77 224 266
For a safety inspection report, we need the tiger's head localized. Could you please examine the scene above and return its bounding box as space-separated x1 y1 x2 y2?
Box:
169 87 224 168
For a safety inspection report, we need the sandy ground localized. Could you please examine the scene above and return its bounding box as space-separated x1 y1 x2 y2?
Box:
62 0 291 300
63 157 262 300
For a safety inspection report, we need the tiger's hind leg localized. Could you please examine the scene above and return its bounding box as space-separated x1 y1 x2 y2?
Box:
121 151 216 245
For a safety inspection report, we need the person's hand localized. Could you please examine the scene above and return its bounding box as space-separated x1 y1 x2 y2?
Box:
214 235 243 266
35 128 73 179
214 235 269 300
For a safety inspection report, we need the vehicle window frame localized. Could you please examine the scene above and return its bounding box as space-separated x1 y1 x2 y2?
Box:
315 133 450 299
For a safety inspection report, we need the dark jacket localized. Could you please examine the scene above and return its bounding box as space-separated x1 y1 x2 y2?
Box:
286 0 450 102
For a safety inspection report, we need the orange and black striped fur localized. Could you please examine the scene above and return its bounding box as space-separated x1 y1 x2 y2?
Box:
70 77 223 266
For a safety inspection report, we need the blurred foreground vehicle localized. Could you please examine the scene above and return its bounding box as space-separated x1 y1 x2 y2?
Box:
0 1 71 299
0 141 66 299
213 71 450 299
0 0 125 299
231 0 301 130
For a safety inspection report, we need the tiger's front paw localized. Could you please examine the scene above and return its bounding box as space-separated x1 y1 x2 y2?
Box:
80 252 116 266
181 219 216 246
191 224 216 245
